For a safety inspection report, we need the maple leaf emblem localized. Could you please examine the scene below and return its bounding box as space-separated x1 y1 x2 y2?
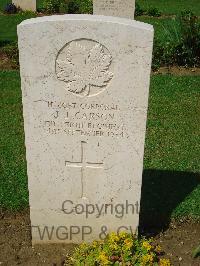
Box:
56 41 113 97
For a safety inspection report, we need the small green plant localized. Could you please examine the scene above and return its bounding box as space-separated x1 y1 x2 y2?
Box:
67 0 92 14
43 0 67 13
147 7 161 17
192 244 200 258
67 0 79 13
152 10 200 69
78 0 92 14
66 232 171 265
4 3 17 14
174 10 200 66
152 40 164 71
135 2 145 17
155 18 181 67
18 10 37 16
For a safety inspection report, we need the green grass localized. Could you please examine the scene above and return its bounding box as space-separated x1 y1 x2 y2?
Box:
137 0 200 16
0 1 199 47
145 75 200 172
0 0 10 11
0 12 183 47
0 13 36 43
137 16 180 43
0 13 177 45
0 71 199 223
141 75 200 226
0 71 28 209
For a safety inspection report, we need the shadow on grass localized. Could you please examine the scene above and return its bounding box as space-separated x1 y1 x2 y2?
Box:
139 169 200 235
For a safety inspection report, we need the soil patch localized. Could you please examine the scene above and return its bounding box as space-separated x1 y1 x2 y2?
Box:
0 209 75 266
139 14 176 19
0 210 200 265
154 66 200 76
1 50 200 76
0 51 18 70
154 220 200 266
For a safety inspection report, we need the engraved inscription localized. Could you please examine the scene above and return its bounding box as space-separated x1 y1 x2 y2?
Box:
42 100 128 138
56 39 113 97
97 0 120 12
65 141 103 199
94 0 135 18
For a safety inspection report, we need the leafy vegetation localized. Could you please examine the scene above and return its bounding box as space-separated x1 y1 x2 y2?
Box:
1 3 199 70
147 7 161 17
193 244 200 259
135 2 145 17
139 11 200 70
41 0 92 14
175 11 200 66
137 0 200 16
67 232 171 265
68 0 92 14
43 0 66 13
3 3 17 14
135 2 161 17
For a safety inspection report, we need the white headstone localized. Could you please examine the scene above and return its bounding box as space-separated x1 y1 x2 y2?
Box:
93 0 135 19
12 0 36 12
18 15 153 244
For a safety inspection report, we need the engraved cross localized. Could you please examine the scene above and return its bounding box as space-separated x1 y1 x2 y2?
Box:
65 141 103 199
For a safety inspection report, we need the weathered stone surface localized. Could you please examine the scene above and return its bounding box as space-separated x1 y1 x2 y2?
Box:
18 15 153 244
13 0 36 11
93 0 135 19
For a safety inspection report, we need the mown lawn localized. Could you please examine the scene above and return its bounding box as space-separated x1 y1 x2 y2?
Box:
0 13 36 43
0 71 199 221
0 13 179 45
0 0 199 45
0 71 28 209
142 75 200 223
137 0 200 16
